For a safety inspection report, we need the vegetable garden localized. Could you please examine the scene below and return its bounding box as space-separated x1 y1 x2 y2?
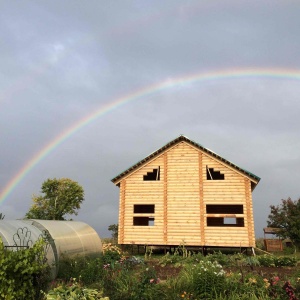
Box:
1 239 300 299
46 244 300 300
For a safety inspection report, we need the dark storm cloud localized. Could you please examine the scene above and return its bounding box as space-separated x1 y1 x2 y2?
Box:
1 0 300 238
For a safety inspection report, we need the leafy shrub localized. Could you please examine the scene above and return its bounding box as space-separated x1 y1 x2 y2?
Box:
275 256 298 267
0 238 50 299
206 251 230 266
158 252 186 267
255 238 265 250
102 260 163 300
257 254 298 267
102 243 123 264
192 260 226 298
173 260 226 299
224 271 268 298
102 243 122 255
261 276 300 299
57 255 105 286
257 254 276 267
45 277 109 299
57 244 125 286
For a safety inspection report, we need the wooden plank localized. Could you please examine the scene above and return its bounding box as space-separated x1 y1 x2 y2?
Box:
203 192 246 196
203 186 245 190
118 179 126 244
163 153 168 244
204 232 249 237
203 197 247 201
244 178 255 246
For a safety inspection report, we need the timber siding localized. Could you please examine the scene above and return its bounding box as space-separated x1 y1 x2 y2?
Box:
112 136 259 248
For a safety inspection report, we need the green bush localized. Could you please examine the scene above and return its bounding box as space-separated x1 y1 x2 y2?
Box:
275 256 298 267
102 262 163 300
158 251 186 267
206 251 230 266
191 260 226 298
57 255 105 285
0 238 50 300
102 243 123 265
257 254 298 267
223 271 269 298
257 254 276 267
172 260 226 299
45 277 109 299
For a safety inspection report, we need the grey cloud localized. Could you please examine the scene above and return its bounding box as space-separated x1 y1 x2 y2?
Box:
1 1 300 238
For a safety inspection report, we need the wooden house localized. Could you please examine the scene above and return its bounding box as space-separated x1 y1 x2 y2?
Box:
111 135 260 250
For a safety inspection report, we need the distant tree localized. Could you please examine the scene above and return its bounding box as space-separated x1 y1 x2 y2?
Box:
25 178 84 220
108 224 118 240
0 213 4 220
267 197 300 249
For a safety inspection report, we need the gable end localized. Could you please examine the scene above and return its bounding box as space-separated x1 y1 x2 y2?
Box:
111 135 260 186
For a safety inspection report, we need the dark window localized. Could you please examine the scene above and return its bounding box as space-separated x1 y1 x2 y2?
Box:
206 205 243 214
133 217 155 226
206 166 224 180
207 217 244 227
143 167 160 181
134 204 155 214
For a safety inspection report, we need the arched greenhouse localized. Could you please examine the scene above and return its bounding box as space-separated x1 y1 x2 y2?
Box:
0 219 102 278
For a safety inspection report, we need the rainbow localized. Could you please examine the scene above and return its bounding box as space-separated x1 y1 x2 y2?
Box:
1 67 300 205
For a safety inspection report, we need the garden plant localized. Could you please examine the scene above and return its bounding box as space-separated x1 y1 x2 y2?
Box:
43 244 300 300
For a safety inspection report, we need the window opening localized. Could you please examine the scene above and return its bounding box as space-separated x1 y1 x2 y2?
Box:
133 217 155 226
207 217 244 227
148 218 155 226
134 204 155 214
206 166 224 180
143 167 160 181
206 205 243 214
224 217 236 225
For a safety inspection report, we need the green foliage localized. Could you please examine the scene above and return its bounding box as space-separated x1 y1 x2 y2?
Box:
52 250 300 299
25 178 84 220
108 224 118 240
182 260 226 299
257 254 298 267
159 252 183 267
0 238 50 300
103 263 162 300
102 251 122 266
267 197 300 248
45 278 109 300
102 243 123 265
255 237 265 250
57 255 105 286
158 245 199 267
224 272 269 299
57 244 125 287
206 251 231 266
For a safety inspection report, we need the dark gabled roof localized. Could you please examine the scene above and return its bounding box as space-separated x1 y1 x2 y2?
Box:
111 135 261 185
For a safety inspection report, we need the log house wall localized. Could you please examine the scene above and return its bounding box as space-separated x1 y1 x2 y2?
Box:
117 141 256 247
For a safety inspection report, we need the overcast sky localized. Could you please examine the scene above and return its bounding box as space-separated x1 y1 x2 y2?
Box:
1 1 300 239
